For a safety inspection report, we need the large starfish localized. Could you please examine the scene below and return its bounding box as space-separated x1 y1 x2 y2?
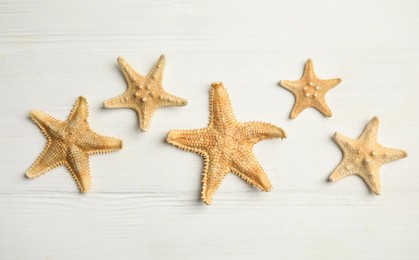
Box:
103 55 188 132
167 82 286 204
26 97 123 192
280 59 341 119
329 117 407 194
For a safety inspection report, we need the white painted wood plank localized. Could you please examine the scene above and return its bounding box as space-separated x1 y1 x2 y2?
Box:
0 0 418 259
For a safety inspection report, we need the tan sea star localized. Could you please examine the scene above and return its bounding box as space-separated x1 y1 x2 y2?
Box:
26 97 123 192
329 116 407 194
167 82 286 204
103 55 188 132
280 59 341 119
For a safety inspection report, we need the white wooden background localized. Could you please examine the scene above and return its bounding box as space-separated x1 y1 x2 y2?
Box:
1 0 418 259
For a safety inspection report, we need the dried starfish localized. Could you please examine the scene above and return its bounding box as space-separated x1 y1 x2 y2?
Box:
26 97 122 192
329 117 407 194
167 82 286 204
280 59 341 118
103 55 188 132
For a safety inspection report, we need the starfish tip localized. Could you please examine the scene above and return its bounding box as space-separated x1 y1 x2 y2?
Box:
77 96 87 102
166 130 179 144
25 171 34 179
372 188 381 195
328 175 337 182
117 56 125 63
211 82 224 88
264 185 273 192
28 109 44 122
159 54 166 60
79 188 90 194
103 100 113 108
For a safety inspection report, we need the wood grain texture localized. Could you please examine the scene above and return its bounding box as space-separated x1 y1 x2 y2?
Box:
0 0 418 259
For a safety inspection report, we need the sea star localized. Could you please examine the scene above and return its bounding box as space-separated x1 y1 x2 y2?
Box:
26 97 123 192
280 59 341 119
167 82 286 204
103 55 188 132
329 116 407 194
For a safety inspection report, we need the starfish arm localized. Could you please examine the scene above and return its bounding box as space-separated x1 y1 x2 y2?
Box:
380 146 408 164
289 96 310 119
117 56 144 84
157 91 188 108
312 97 332 117
167 128 215 155
279 80 301 92
239 121 286 144
209 82 237 128
333 132 357 153
302 59 316 80
359 116 379 141
66 97 89 129
65 145 91 192
320 78 341 91
231 150 272 192
29 110 66 139
103 92 134 109
76 131 122 155
201 154 230 205
358 163 381 195
133 102 157 132
328 158 353 182
147 54 166 88
26 142 66 178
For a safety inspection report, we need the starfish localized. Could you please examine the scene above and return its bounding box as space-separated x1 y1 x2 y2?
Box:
26 97 123 192
279 59 341 119
329 116 407 194
103 55 188 132
167 82 286 204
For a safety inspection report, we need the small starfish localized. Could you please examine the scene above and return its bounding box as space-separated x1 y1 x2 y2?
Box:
26 97 123 192
329 116 407 194
104 55 188 132
279 59 341 119
167 82 286 204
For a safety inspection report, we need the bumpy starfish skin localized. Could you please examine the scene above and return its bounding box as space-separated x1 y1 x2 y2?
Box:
26 97 122 192
103 55 188 132
280 59 341 119
329 117 407 194
167 82 286 204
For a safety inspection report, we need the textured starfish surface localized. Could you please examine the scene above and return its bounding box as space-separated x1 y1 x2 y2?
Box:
167 82 286 204
329 117 407 194
103 55 188 132
280 59 341 119
26 97 123 192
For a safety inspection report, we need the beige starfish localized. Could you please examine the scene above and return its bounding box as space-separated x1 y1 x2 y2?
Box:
167 82 286 204
103 55 188 132
26 97 123 192
280 59 341 119
329 116 407 194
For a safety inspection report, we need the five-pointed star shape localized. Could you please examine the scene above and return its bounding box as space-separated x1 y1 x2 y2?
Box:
26 97 123 192
103 55 188 132
167 82 286 204
280 59 341 119
329 116 407 194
